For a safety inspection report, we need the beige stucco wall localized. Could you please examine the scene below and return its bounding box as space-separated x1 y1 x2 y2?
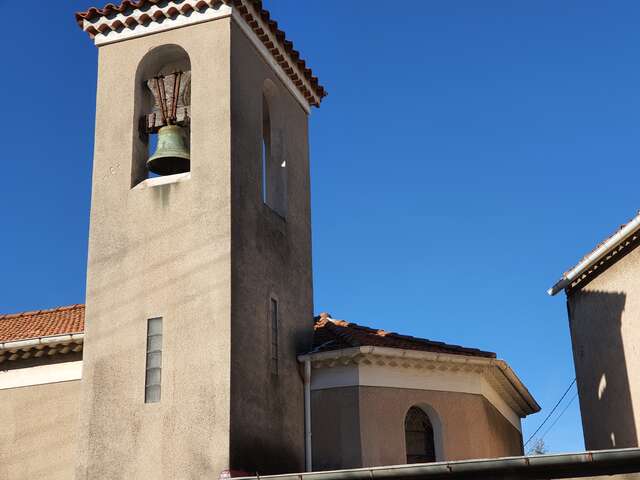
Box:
312 386 522 471
567 241 640 450
78 19 233 479
0 379 80 480
229 22 314 475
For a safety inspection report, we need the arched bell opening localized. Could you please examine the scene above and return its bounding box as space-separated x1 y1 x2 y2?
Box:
132 44 192 187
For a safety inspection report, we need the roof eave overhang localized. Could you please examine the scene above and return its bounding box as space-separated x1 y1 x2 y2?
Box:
298 346 540 417
548 213 640 296
0 333 84 363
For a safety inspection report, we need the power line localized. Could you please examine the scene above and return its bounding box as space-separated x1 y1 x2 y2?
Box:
539 390 579 442
526 390 579 454
524 378 576 448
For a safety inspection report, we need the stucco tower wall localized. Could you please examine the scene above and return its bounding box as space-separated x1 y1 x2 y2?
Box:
567 241 640 450
229 20 314 475
77 19 232 479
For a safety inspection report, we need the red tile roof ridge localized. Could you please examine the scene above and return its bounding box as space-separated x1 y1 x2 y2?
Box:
74 0 327 106
0 304 85 321
311 313 496 359
0 304 86 343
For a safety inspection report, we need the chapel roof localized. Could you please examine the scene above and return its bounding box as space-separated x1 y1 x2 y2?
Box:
75 0 327 107
0 305 494 360
310 313 496 359
0 304 85 343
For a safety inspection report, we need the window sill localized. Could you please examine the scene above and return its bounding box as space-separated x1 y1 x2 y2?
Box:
262 202 287 223
133 172 191 190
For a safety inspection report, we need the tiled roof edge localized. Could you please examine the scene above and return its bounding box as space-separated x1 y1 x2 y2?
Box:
548 210 640 296
313 314 496 359
74 0 327 107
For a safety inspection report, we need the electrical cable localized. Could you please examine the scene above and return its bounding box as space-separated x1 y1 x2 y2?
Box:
523 378 576 448
539 390 579 441
526 390 578 454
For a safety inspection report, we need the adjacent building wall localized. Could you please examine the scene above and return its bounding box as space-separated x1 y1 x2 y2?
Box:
0 379 80 480
78 19 233 479
229 21 314 475
312 386 522 471
567 240 640 450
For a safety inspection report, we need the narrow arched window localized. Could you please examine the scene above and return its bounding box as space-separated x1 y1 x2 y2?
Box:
404 406 436 464
262 94 271 205
261 80 287 217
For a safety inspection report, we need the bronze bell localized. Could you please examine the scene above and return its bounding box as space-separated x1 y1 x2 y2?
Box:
147 125 190 176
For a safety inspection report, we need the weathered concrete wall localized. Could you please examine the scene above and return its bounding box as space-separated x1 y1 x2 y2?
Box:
0 379 80 480
78 19 232 479
229 22 314 475
568 242 640 450
312 386 522 471
311 387 363 471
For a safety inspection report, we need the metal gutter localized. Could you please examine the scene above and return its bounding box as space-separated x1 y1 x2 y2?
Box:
304 359 312 472
234 448 640 480
548 213 640 296
0 333 84 353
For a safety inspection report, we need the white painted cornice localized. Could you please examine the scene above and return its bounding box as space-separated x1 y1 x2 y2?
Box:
0 361 83 390
82 1 232 46
298 346 540 421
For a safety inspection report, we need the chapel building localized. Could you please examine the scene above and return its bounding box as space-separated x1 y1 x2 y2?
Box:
0 1 539 479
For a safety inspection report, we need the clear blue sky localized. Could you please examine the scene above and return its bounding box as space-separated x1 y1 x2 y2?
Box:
3 0 640 454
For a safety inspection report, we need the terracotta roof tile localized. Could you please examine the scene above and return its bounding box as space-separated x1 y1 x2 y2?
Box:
310 313 496 359
75 0 327 106
0 305 85 343
0 306 493 359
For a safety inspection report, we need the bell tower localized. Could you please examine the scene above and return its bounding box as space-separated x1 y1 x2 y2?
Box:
75 2 326 478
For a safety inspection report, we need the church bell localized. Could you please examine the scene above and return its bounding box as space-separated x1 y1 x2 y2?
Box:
147 125 190 176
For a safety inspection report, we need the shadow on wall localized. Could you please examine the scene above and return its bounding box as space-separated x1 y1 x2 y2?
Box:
568 290 637 449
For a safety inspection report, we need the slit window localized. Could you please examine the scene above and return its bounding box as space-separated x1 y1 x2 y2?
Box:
270 298 279 375
262 133 269 204
262 95 272 206
145 317 163 403
261 88 287 217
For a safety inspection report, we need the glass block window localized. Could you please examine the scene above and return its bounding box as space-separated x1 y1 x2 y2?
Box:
145 317 163 403
270 298 279 375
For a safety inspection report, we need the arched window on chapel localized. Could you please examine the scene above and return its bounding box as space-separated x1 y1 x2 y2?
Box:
404 406 436 464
